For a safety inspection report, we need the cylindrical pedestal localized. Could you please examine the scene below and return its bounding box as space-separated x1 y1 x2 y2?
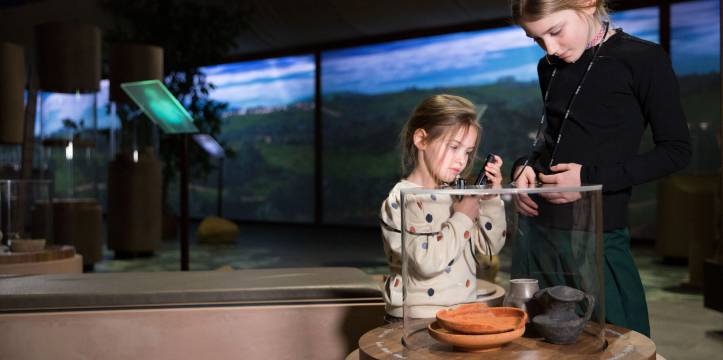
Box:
358 323 656 359
51 199 102 266
0 42 26 144
107 151 162 254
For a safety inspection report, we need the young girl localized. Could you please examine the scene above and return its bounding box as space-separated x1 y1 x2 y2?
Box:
379 94 506 319
510 0 691 337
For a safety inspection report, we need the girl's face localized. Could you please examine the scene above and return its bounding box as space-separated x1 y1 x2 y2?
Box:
520 8 597 63
419 126 478 184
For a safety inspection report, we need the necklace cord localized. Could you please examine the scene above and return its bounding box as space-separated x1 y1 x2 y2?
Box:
512 21 610 185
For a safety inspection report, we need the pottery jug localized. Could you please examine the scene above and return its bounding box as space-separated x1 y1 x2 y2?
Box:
502 278 539 321
531 285 595 345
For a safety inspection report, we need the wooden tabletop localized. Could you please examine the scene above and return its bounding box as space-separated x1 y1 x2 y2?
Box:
358 322 656 359
0 245 75 265
0 267 384 312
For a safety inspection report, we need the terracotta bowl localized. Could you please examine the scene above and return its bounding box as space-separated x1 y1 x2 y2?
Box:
9 239 46 253
436 303 527 334
428 321 525 352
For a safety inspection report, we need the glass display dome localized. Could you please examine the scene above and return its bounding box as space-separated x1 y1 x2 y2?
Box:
399 184 605 353
35 90 103 266
36 90 99 200
0 179 53 246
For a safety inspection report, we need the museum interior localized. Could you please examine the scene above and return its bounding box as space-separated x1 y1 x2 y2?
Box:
0 0 722 359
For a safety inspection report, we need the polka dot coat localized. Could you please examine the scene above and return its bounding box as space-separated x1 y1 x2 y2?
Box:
379 180 506 318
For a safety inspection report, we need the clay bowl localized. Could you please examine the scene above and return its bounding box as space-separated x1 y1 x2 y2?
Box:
9 239 46 252
428 321 525 352
436 303 527 334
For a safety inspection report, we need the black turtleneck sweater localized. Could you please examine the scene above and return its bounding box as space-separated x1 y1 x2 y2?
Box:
519 30 691 231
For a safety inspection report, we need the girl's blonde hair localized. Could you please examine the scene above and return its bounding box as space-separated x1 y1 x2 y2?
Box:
400 94 480 178
510 0 609 24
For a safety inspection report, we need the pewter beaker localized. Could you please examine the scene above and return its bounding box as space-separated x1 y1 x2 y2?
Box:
503 278 539 319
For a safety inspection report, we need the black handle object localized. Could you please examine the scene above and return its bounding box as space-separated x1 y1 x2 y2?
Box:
474 153 496 186
453 176 465 201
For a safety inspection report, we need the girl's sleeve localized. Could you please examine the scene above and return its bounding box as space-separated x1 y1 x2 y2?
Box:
472 197 507 256
380 190 403 267
580 46 691 191
400 195 475 278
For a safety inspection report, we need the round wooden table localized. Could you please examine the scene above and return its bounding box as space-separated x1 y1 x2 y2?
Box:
357 322 656 359
0 245 82 274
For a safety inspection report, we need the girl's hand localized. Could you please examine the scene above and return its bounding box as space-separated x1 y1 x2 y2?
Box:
484 155 504 186
453 195 481 221
512 165 539 216
480 155 503 200
537 163 582 204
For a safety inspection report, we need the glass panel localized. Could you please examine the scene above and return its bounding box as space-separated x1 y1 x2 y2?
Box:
321 7 659 226
610 7 661 239
322 28 544 225
398 185 605 352
0 180 53 245
672 0 720 174
196 55 316 222
36 91 99 200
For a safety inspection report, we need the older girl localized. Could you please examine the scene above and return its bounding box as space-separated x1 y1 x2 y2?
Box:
510 0 691 336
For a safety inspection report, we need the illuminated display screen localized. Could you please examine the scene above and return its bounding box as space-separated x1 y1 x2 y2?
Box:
193 134 225 158
187 55 316 221
121 80 198 134
319 7 658 225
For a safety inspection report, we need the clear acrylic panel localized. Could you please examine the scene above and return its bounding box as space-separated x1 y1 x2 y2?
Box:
0 179 53 245
36 91 99 200
0 144 22 178
400 184 605 353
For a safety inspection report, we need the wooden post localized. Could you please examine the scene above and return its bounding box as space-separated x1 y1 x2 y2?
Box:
180 134 189 271
217 157 224 218
718 0 723 263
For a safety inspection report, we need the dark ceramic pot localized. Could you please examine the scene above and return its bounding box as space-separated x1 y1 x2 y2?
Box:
531 285 595 345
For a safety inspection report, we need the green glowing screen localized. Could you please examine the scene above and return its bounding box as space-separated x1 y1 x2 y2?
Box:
121 80 199 134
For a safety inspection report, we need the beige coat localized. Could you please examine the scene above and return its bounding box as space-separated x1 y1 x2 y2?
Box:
380 180 507 318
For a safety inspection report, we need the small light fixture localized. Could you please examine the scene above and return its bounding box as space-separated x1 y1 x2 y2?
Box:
65 141 74 160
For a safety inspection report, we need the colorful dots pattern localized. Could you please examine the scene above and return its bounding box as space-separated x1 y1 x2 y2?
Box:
427 288 435 296
485 222 493 231
437 234 443 241
394 279 400 287
465 279 471 288
421 242 428 250
464 231 470 239
425 214 433 223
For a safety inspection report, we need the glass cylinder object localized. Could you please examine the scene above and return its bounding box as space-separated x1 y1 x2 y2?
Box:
36 91 99 200
108 42 163 159
0 179 53 246
0 144 22 178
32 22 103 268
105 43 164 255
399 185 605 352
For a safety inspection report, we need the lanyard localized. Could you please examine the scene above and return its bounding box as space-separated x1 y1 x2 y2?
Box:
513 22 610 183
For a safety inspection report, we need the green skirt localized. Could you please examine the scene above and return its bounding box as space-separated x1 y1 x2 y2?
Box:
511 224 650 337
